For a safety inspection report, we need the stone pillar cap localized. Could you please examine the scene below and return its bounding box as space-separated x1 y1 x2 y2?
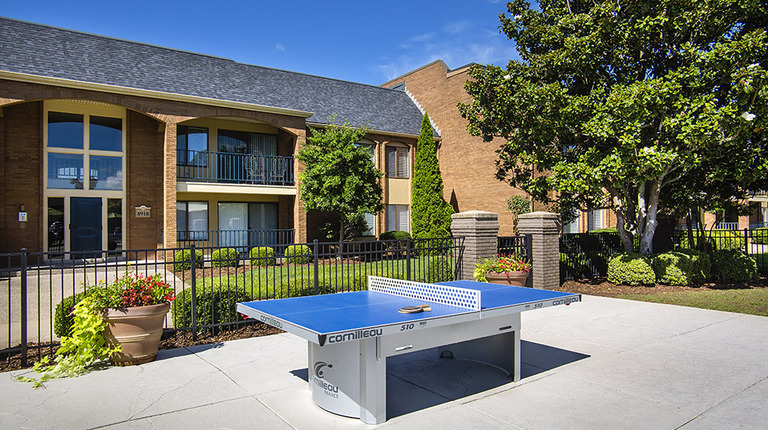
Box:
451 210 499 220
518 211 559 219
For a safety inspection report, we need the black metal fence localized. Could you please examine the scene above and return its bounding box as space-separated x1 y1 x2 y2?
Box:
496 235 533 287
1 237 463 367
559 229 768 281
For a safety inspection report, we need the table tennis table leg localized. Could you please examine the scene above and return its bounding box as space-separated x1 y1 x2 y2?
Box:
359 337 386 424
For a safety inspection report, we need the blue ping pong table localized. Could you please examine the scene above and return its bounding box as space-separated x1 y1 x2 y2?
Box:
236 277 580 424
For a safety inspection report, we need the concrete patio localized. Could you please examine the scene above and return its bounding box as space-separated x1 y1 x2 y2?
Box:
2 294 767 429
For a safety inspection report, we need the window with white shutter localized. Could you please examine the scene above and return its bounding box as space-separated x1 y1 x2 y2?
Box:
386 204 410 232
385 146 409 178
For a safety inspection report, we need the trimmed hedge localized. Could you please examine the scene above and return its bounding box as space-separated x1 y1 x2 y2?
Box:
173 249 204 272
284 245 312 264
379 231 411 241
607 252 656 286
420 255 454 283
211 248 239 268
752 227 768 245
710 249 758 282
679 230 744 251
250 246 276 266
172 286 253 330
651 250 711 285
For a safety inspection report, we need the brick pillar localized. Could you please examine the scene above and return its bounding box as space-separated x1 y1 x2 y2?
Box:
162 120 178 249
517 212 560 290
451 211 500 280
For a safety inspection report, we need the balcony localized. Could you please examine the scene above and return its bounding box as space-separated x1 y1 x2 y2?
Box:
177 150 294 186
177 228 295 253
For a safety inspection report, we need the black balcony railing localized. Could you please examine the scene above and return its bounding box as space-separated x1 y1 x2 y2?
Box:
177 150 294 186
176 229 295 254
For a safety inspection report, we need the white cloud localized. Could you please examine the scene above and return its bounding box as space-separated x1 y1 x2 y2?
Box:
275 43 285 51
444 20 472 35
409 32 435 42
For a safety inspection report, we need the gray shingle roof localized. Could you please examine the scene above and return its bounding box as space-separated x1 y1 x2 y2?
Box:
0 17 427 136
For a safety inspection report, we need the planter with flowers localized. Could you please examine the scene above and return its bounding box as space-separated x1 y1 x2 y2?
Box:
18 273 174 387
474 254 531 287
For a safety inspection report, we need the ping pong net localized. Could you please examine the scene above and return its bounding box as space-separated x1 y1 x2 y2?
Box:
368 276 481 310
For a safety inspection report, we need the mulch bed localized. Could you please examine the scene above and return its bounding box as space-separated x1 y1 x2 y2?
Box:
1 322 283 374
554 276 768 298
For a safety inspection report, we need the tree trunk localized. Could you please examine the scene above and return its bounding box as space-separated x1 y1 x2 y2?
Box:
615 213 635 253
638 180 662 256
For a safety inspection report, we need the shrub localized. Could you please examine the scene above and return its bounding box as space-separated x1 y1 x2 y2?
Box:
607 252 656 286
752 227 768 245
173 249 203 272
710 249 758 282
421 256 454 283
276 275 335 298
53 291 89 338
211 248 239 268
249 246 276 266
172 286 253 330
679 230 744 251
284 245 312 264
651 250 711 285
379 231 411 241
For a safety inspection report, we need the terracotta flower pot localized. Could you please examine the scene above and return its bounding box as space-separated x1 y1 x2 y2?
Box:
103 302 170 366
485 271 529 287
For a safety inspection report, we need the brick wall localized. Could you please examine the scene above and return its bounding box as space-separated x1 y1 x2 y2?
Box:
1 102 43 253
126 110 164 249
382 62 527 235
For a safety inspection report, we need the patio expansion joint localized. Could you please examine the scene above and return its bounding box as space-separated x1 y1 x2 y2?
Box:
674 373 768 429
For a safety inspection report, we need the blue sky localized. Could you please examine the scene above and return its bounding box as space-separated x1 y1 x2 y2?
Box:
1 0 520 85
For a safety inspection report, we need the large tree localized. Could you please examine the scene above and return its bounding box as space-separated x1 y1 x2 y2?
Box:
411 113 454 240
460 0 768 255
297 120 384 241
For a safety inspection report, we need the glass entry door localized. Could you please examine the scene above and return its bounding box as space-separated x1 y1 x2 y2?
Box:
70 197 102 255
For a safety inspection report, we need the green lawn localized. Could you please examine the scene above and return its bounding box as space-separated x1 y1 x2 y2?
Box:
195 255 455 299
618 288 768 317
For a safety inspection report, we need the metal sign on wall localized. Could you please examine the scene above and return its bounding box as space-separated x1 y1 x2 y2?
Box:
134 205 151 218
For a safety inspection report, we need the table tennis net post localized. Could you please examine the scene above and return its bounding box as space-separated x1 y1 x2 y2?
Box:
368 276 481 310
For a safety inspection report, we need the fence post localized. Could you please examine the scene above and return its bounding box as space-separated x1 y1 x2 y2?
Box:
744 228 749 254
190 244 198 341
313 239 320 295
524 234 534 287
518 212 561 290
20 248 28 367
406 236 412 281
450 211 500 280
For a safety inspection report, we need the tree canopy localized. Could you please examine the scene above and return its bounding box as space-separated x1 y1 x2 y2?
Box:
411 113 454 240
460 0 768 255
297 120 384 241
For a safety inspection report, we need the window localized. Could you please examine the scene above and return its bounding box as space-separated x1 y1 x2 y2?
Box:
47 197 65 253
587 209 604 231
48 112 83 149
386 146 409 178
362 213 376 236
386 204 409 232
177 126 209 166
107 199 122 251
356 140 376 163
177 201 209 240
562 215 580 234
218 129 276 155
218 202 279 248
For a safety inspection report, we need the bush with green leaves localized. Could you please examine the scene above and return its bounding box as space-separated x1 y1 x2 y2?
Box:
379 231 411 241
411 113 454 245
752 228 768 245
284 245 312 264
607 252 656 286
651 250 711 286
173 249 204 272
679 230 744 251
250 246 276 266
53 288 106 338
172 286 253 330
420 256 454 283
276 275 335 298
211 248 239 268
710 249 758 282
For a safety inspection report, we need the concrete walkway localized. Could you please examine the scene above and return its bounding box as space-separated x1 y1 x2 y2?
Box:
2 295 767 429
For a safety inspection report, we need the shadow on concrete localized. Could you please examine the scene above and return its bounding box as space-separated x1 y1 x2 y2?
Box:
286 341 589 421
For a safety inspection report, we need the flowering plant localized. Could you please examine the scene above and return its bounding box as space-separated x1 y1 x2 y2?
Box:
474 254 531 282
93 273 175 309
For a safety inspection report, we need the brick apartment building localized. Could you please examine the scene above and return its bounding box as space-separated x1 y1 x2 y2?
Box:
0 17 424 254
384 60 767 234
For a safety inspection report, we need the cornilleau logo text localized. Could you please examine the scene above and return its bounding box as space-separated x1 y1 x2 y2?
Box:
260 315 283 329
552 297 579 306
327 328 383 344
312 361 338 397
